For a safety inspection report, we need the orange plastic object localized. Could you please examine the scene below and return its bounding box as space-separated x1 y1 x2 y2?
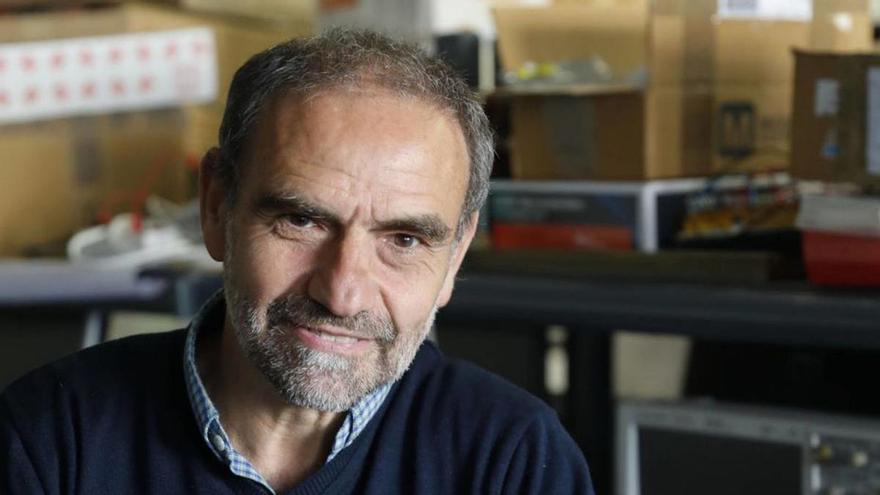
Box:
803 231 880 286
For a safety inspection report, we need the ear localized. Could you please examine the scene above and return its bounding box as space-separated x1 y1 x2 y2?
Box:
436 212 479 308
199 147 228 262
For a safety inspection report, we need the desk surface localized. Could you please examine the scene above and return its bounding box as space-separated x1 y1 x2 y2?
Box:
3 259 878 349
0 261 168 306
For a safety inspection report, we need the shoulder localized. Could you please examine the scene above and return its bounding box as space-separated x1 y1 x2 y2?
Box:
1 329 187 426
0 330 191 493
383 342 594 493
405 341 551 422
4 329 186 394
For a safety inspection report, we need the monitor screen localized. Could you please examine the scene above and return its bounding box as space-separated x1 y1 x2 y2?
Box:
638 427 802 495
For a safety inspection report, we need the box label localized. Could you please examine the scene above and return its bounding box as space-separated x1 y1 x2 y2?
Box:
867 67 880 177
491 192 637 225
0 28 217 125
717 0 811 21
814 79 839 117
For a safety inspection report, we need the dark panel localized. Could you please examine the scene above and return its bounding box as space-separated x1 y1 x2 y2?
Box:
0 309 85 389
639 428 801 495
434 322 547 401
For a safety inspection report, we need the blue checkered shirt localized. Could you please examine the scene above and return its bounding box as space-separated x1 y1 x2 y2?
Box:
183 291 393 494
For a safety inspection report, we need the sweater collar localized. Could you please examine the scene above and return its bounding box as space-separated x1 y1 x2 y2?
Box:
182 290 393 493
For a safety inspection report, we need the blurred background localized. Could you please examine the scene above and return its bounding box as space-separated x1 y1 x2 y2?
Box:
3 1 880 493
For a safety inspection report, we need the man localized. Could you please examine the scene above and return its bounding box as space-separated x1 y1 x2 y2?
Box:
1 30 594 494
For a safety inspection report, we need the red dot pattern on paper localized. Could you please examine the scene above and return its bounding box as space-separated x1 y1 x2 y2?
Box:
79 50 94 66
138 76 154 93
81 81 97 99
54 84 68 101
109 48 123 64
50 52 65 69
112 79 126 96
24 86 39 104
1 30 215 121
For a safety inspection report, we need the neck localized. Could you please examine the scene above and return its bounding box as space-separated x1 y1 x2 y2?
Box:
197 314 345 492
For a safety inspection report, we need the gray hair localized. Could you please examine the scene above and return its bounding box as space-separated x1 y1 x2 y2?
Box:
215 28 494 236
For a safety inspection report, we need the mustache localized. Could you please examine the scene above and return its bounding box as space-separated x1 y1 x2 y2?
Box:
265 294 395 342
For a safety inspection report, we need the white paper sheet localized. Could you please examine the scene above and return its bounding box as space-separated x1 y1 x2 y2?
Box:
0 27 217 125
814 78 839 117
866 67 880 176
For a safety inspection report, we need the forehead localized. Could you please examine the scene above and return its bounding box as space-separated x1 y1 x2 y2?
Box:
238 87 470 222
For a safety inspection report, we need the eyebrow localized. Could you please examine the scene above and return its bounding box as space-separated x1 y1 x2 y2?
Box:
254 193 341 227
253 192 453 244
378 215 452 245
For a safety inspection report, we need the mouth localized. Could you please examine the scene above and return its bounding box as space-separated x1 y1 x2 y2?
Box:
292 325 373 354
307 327 363 344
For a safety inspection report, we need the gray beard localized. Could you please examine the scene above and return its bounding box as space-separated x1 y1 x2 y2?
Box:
223 275 436 412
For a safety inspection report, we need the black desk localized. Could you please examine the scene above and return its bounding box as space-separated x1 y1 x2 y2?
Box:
442 274 880 349
436 272 880 494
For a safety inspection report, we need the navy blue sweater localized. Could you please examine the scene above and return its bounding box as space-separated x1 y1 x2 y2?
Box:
1 330 594 494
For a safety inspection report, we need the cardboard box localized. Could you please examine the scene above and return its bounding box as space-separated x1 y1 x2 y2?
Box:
493 4 648 83
494 2 714 180
181 0 314 27
0 111 188 256
790 50 880 187
503 85 644 180
713 84 792 173
0 0 123 11
494 3 676 180
711 8 872 171
0 3 309 256
645 86 713 177
0 122 78 256
493 1 872 180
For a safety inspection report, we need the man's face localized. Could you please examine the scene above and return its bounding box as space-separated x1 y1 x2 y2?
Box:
202 88 475 412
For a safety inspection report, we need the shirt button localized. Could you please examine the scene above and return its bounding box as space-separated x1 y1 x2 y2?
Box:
211 434 226 453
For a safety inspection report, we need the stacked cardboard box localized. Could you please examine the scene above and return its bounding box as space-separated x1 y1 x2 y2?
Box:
493 0 873 181
711 0 873 173
180 0 314 27
0 3 309 256
791 50 880 188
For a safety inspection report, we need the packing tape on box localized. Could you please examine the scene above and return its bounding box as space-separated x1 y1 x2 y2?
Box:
717 0 812 22
0 27 217 125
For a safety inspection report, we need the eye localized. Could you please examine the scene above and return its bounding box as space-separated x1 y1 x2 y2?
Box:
272 214 320 240
284 215 315 229
391 233 421 249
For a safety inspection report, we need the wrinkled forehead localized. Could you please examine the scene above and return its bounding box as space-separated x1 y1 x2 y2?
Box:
248 81 465 149
256 85 464 158
236 86 470 220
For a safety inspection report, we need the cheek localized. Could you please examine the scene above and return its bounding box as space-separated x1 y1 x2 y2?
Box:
228 230 314 303
380 262 450 331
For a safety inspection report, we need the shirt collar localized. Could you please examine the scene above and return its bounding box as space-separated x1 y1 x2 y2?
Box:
182 290 393 492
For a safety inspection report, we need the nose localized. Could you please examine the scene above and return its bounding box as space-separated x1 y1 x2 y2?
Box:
307 231 375 318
